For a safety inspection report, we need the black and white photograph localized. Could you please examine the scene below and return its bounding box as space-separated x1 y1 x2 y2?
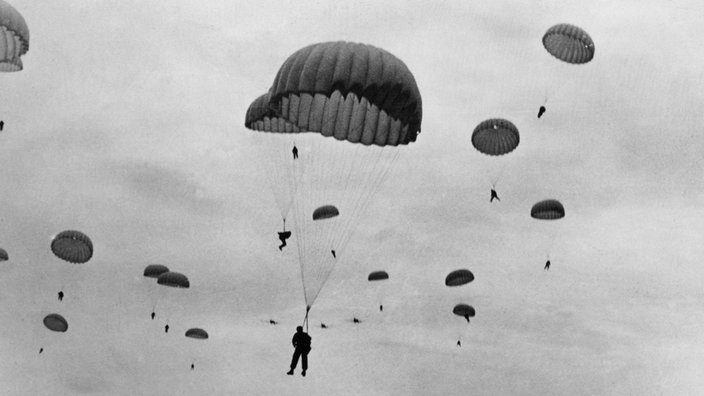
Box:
0 1 702 394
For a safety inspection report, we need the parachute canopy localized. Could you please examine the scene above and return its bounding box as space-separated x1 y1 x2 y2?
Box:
453 304 476 320
0 248 7 261
471 119 520 156
246 41 423 146
312 205 339 221
157 272 190 288
51 230 93 264
543 24 594 64
531 199 565 220
367 271 389 281
0 0 29 72
244 42 423 310
445 269 474 287
43 313 68 332
143 264 170 279
185 328 209 339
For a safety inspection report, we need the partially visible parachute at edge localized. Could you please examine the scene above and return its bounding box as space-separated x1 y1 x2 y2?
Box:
0 0 29 72
244 41 423 313
51 230 93 264
0 248 8 261
543 23 594 65
43 313 68 332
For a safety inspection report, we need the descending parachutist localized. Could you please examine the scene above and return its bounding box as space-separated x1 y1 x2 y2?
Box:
278 219 291 251
320 323 327 329
331 250 336 259
457 340 461 347
269 320 278 325
151 312 155 320
287 326 311 377
538 106 546 119
191 363 195 370
379 305 383 312
0 120 4 131
353 317 360 324
278 231 291 251
544 260 551 271
490 189 500 203
165 324 169 333
58 291 64 302
292 145 298 160
39 348 43 354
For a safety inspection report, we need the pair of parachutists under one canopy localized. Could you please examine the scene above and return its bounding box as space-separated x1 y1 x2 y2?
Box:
244 41 423 326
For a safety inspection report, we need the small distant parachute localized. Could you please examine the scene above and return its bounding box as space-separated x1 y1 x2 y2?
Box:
543 24 594 64
531 199 565 220
0 0 29 72
143 264 170 279
51 230 93 264
472 119 520 156
157 272 190 288
0 248 8 261
185 328 209 339
312 205 339 221
445 269 474 287
367 271 389 281
452 304 476 322
43 313 68 332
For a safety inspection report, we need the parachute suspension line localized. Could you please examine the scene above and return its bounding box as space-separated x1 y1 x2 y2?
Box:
490 161 508 188
302 305 310 333
335 147 400 257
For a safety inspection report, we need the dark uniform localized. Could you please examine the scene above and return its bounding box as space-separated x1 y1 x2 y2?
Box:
287 327 311 376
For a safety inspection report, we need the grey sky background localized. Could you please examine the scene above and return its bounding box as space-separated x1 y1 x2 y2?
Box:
0 0 703 394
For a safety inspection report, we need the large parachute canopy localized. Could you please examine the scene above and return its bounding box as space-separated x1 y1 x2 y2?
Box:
143 264 170 279
367 271 389 281
185 328 209 339
245 41 422 311
471 119 519 156
249 41 423 143
157 272 190 288
51 230 93 264
0 248 8 261
531 199 565 220
312 205 339 221
43 313 68 332
0 0 29 72
452 304 476 322
543 23 594 64
445 269 474 287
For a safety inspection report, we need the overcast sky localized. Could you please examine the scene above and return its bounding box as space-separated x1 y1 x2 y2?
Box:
0 0 703 395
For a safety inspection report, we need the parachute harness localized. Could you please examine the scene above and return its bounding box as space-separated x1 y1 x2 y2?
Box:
302 306 311 333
